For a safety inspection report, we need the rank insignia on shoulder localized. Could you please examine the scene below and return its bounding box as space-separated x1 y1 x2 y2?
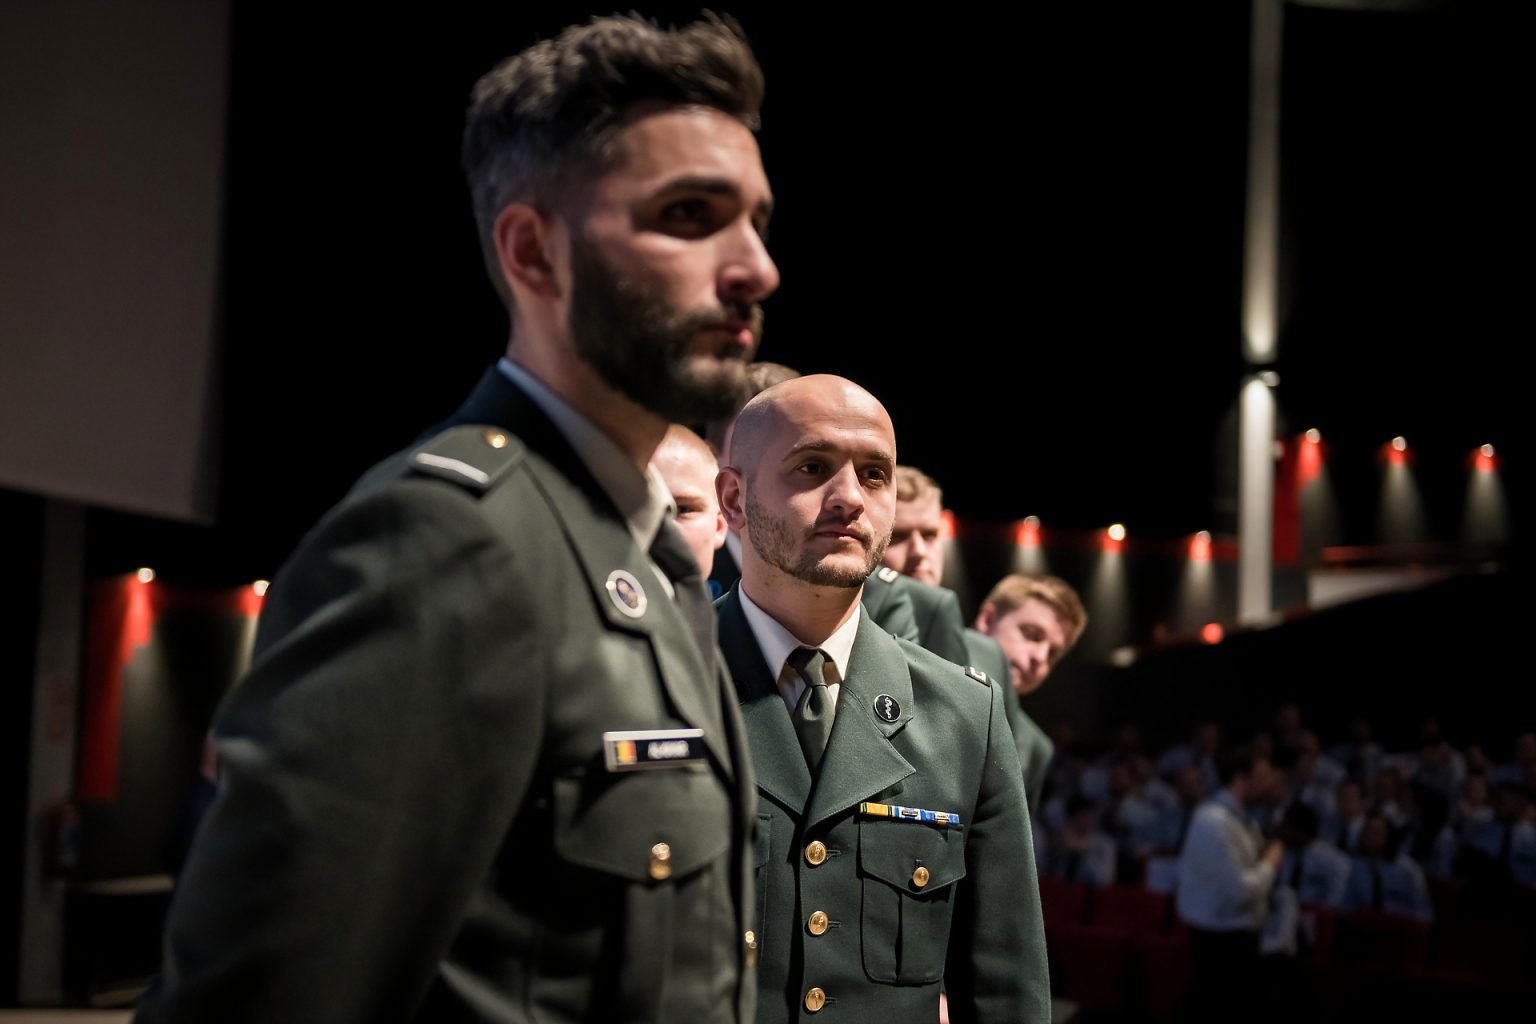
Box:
875 566 900 584
859 801 964 829
603 728 706 772
964 665 991 685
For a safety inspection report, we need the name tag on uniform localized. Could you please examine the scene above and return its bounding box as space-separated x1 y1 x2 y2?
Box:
859 801 964 829
603 728 707 772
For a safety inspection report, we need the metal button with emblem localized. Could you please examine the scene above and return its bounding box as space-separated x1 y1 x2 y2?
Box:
912 865 931 889
807 910 829 936
805 840 827 866
649 842 672 881
804 987 826 1013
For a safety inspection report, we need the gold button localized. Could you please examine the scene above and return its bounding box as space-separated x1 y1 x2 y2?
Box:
649 842 672 881
807 910 829 936
805 840 827 866
484 430 508 449
912 865 931 889
804 987 826 1013
744 929 757 965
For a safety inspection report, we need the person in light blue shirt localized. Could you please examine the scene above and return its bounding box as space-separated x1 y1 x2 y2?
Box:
1275 803 1351 909
1176 746 1285 1023
1341 814 1434 922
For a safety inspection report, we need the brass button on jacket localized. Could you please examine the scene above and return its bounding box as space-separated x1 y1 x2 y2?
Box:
804 987 826 1013
806 911 829 936
911 865 931 889
649 842 672 881
804 840 827 866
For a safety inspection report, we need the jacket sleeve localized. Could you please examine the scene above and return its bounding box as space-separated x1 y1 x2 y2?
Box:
136 479 545 1023
943 678 1051 1023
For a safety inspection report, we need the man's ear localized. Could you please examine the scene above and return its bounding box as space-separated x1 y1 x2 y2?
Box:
492 202 562 299
717 467 747 533
975 603 996 634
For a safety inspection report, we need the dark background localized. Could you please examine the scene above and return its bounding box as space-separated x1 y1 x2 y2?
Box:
81 1 1527 585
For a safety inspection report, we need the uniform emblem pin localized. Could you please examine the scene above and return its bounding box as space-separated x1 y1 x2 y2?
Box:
876 566 900 583
873 693 901 722
605 569 647 618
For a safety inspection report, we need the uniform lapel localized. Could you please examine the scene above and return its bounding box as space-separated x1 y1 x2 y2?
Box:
717 589 811 815
805 614 916 831
446 367 731 775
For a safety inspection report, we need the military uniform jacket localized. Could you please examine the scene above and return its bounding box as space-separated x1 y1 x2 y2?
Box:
963 629 1053 813
717 589 1050 1023
137 367 758 1024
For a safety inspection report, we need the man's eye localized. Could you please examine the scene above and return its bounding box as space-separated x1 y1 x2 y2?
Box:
661 198 713 225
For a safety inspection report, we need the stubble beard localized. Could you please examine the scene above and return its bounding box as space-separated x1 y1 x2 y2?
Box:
744 490 889 589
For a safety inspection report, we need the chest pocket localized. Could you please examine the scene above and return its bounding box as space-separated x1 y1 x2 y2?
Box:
553 768 731 881
858 817 968 983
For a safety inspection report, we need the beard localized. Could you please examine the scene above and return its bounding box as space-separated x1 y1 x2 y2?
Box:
567 232 762 424
745 490 889 589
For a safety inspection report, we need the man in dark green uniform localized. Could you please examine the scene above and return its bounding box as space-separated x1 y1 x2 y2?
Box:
972 573 1089 813
715 375 1050 1023
136 14 774 1023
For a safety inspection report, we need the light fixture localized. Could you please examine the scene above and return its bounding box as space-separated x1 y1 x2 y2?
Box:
1107 523 1126 542
1305 428 1321 444
136 567 155 584
253 580 270 596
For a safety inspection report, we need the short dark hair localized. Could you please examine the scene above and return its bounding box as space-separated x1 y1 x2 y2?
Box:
1217 744 1263 786
463 12 765 298
1281 801 1320 840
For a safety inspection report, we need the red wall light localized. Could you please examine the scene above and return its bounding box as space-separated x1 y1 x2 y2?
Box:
1014 516 1041 548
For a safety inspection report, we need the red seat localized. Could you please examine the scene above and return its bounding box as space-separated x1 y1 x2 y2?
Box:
1037 875 1089 931
1336 909 1431 972
1131 925 1191 1021
1050 923 1133 1013
1088 883 1172 935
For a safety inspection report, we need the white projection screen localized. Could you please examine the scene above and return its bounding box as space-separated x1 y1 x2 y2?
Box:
0 0 229 522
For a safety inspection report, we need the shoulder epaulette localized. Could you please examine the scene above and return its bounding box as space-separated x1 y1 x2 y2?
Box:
407 425 526 494
963 665 992 687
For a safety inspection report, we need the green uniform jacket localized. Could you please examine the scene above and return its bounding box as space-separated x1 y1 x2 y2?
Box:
859 566 921 644
861 569 968 667
963 629 1054 813
137 367 757 1024
718 589 1051 1023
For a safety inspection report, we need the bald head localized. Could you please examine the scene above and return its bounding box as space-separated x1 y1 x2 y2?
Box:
728 374 896 481
717 374 898 605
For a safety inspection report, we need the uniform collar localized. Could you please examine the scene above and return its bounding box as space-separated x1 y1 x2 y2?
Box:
498 358 671 551
737 584 860 683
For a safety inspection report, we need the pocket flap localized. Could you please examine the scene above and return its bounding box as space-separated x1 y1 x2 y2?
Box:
554 770 731 882
858 817 967 892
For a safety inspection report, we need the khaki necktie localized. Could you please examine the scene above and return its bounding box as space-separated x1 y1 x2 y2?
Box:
786 646 834 772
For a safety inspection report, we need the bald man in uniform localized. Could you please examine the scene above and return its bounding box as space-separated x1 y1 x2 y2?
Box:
714 374 1049 1023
